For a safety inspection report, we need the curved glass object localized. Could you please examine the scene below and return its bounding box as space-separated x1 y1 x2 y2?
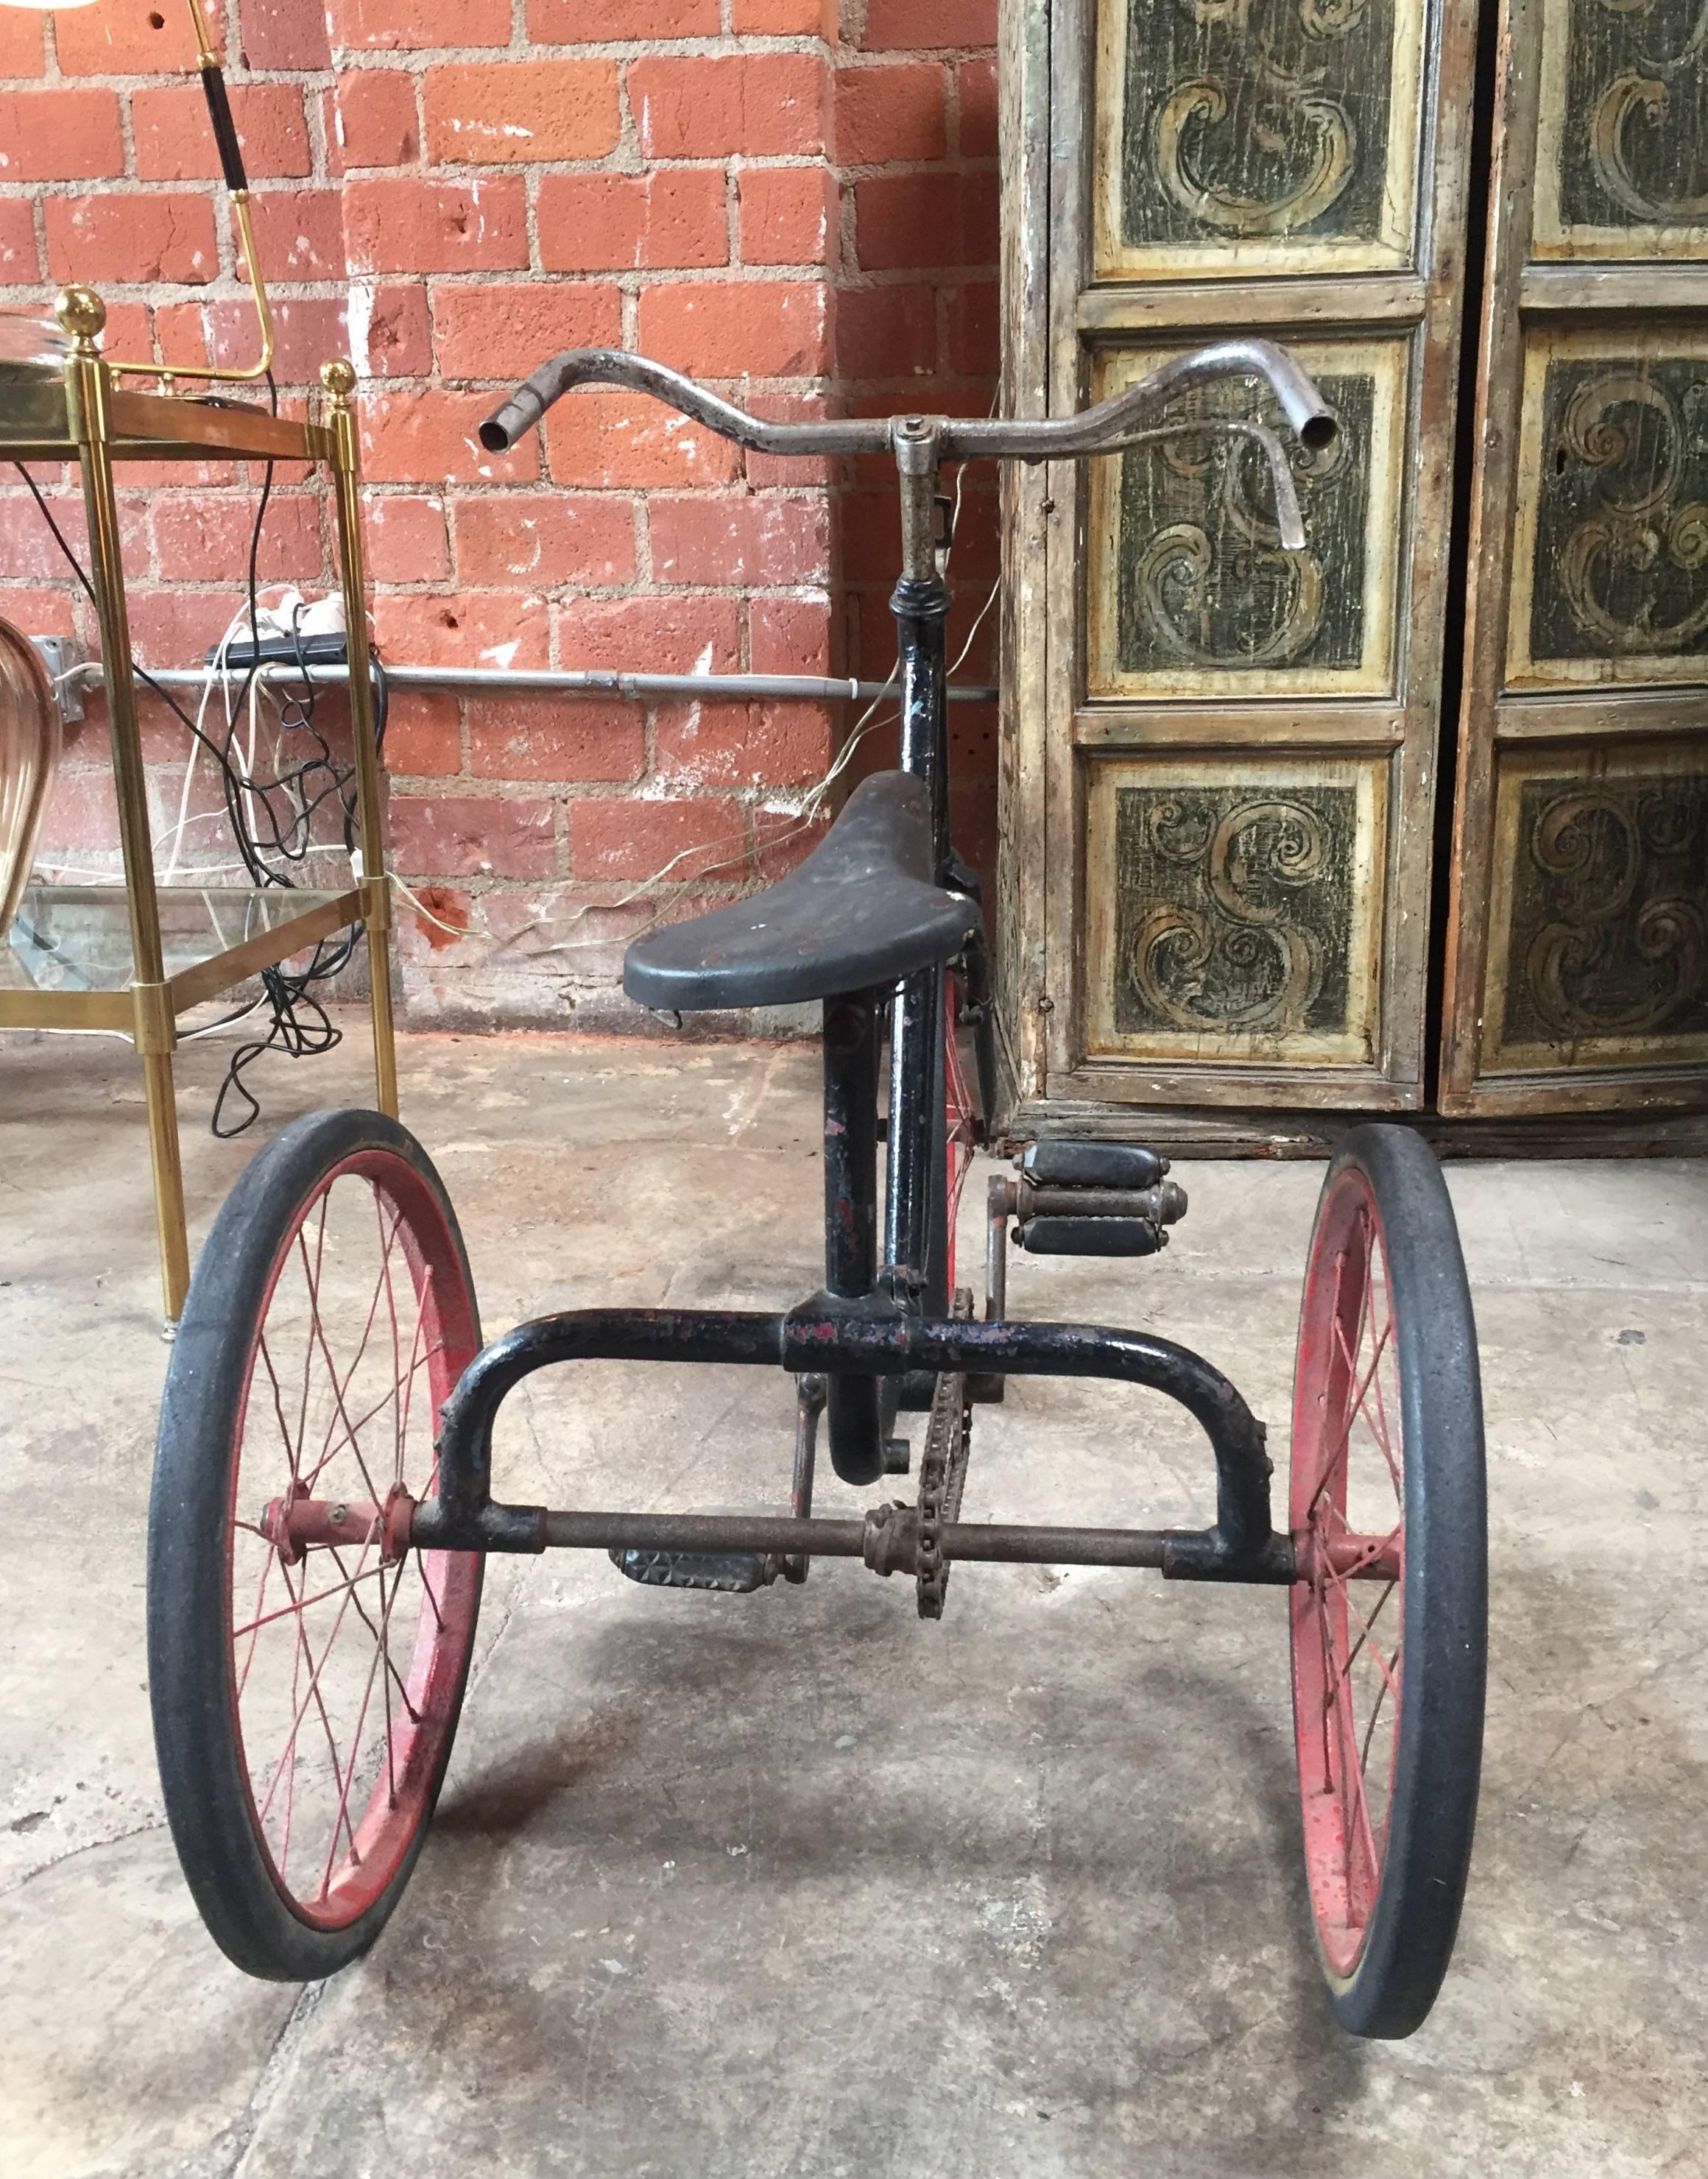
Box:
0 618 63 934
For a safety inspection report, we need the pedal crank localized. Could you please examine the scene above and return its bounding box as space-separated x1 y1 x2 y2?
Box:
915 1290 975 1620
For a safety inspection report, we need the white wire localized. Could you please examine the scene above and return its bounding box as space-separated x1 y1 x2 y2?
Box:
387 870 471 939
32 857 261 881
24 995 275 1047
518 546 1000 958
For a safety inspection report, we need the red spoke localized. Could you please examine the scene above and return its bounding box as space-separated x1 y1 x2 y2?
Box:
375 1187 406 1493
291 1196 333 1471
1320 1313 1393 1511
253 1539 378 1833
413 1548 445 1633
1323 1577 1398 1709
1339 1695 1380 1904
1314 1585 1340 1781
297 1201 410 1510
392 1271 432 1492
1305 1243 1371 1516
232 1560 391 1642
1358 1645 1402 1783
1341 1584 1403 1713
1364 1276 1402 1497
255 1335 303 1489
315 1551 410 1900
299 1341 448 1490
322 1543 423 1726
258 1541 364 1871
234 1541 280 1699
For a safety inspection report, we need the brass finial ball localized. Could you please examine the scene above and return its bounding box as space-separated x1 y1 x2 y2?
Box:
321 358 357 399
55 286 107 344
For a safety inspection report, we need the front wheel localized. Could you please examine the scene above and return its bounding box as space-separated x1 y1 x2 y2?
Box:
1289 1123 1486 2038
148 1109 484 1981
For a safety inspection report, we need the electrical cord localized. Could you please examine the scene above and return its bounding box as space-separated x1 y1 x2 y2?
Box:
13 390 387 1135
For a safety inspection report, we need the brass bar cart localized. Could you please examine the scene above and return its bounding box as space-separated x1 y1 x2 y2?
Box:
0 285 397 1325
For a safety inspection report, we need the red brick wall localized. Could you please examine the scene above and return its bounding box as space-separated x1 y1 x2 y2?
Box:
1 0 998 1028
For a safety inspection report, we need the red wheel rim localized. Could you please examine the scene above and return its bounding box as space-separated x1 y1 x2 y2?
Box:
225 1151 480 1930
944 972 976 1292
1291 1166 1406 1982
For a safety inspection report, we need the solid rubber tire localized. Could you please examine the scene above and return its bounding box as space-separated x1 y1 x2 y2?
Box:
1294 1122 1487 2038
147 1108 483 1982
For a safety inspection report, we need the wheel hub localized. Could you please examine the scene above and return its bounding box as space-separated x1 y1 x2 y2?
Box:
259 1479 415 1567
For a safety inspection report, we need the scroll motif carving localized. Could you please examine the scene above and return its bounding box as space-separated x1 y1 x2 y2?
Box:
1118 0 1398 252
1498 774 1708 1048
1117 372 1370 676
1111 784 1358 1039
1529 358 1708 665
1556 0 1708 236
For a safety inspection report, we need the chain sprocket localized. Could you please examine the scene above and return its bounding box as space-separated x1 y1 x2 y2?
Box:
916 1288 974 1620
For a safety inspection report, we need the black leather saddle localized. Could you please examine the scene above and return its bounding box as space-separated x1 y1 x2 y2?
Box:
624 771 979 1012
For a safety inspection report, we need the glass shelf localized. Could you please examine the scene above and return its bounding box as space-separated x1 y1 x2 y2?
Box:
4 880 356 996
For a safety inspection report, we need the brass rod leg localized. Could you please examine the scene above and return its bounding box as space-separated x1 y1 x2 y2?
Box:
141 1048 191 1322
369 920 399 1117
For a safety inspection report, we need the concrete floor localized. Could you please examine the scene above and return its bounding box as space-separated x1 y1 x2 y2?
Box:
2 1021 1706 2178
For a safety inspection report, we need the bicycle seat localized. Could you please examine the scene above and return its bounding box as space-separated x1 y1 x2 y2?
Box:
624 771 978 1011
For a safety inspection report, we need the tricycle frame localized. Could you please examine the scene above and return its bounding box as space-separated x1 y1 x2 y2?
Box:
414 1301 1296 1586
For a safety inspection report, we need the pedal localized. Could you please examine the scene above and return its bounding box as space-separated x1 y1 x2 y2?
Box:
1018 1141 1169 1190
609 1547 772 1594
1017 1215 1168 1257
992 1140 1188 1267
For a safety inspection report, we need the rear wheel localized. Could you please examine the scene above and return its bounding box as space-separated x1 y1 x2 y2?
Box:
149 1108 483 1981
1289 1123 1486 2038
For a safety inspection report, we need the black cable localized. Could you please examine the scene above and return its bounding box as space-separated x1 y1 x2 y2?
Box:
15 396 378 1135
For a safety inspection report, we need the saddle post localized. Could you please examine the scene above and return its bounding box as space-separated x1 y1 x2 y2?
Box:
885 417 954 1312
821 988 891 1486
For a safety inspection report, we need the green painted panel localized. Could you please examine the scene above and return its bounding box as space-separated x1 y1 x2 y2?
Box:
1500 774 1708 1046
1558 0 1708 233
1529 356 1708 665
1116 372 1373 675
1119 0 1398 250
1110 783 1358 1037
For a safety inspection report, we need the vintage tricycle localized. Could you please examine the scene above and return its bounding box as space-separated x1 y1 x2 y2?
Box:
147 339 1486 2039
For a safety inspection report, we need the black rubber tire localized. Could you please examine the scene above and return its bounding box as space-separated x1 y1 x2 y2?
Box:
1294 1122 1487 2038
148 1109 483 1982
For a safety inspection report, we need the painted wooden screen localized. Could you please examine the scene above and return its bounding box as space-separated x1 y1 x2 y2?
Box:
1440 0 1708 1117
998 0 1480 1134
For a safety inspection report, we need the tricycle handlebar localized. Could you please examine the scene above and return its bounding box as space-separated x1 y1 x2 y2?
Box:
477 339 1336 549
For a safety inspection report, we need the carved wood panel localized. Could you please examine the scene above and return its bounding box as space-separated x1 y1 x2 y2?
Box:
1534 0 1708 260
1439 0 1708 1119
1508 333 1708 685
1086 338 1408 696
1085 754 1387 1063
1093 0 1428 278
1481 742 1708 1072
1002 0 1477 1132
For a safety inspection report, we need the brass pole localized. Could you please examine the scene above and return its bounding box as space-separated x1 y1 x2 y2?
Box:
322 359 398 1117
107 0 276 387
60 285 191 1322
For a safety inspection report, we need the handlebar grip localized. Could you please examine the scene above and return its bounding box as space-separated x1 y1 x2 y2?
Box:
480 373 554 453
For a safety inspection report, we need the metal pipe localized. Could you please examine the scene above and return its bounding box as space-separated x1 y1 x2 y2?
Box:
426 1304 1278 1578
72 661 999 705
519 1508 1299 1581
537 1511 1174 1565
